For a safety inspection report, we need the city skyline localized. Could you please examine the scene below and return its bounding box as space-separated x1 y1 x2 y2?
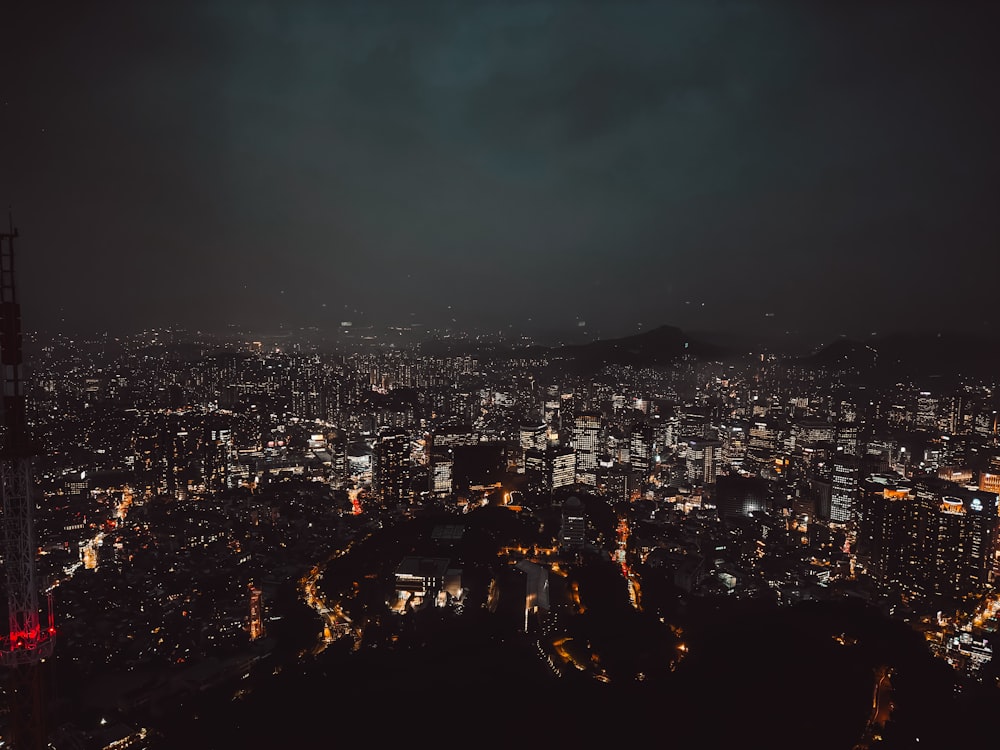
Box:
3 7 1000 744
1 1 998 343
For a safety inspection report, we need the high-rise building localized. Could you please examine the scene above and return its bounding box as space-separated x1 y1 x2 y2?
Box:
519 422 546 466
596 461 632 504
859 478 998 602
571 412 601 486
978 455 1000 495
524 447 547 495
373 429 411 506
551 446 576 491
915 392 938 431
830 456 860 525
685 438 721 486
523 445 576 496
559 496 587 551
835 423 860 457
630 423 653 477
429 453 453 497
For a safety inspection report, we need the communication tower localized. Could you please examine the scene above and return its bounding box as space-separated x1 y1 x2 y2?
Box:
0 218 55 750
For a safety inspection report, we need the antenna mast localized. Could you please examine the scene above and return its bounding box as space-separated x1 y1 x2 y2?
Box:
1 218 54 749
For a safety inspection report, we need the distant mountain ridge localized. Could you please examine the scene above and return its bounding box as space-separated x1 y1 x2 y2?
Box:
800 331 1000 381
418 323 730 366
418 325 999 381
544 324 731 370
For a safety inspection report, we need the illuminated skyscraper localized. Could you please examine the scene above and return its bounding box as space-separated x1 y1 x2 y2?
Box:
830 456 860 525
429 452 453 496
835 423 860 457
859 478 998 602
571 412 600 486
978 455 1000 495
373 429 410 506
524 445 575 496
519 423 546 473
550 446 576 491
685 438 721 486
629 423 653 477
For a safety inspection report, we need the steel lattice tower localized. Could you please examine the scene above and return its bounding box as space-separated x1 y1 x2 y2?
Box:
0 218 54 750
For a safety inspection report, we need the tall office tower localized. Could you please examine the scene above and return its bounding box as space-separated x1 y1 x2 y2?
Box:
550 446 577 491
720 422 748 468
166 417 203 500
835 423 860 457
559 496 587 551
979 455 1000 495
685 438 722 486
290 381 322 420
861 479 999 602
830 455 860 525
288 355 322 419
372 429 411 507
571 412 601 486
204 421 234 493
596 462 631 504
810 475 833 521
328 435 349 486
926 485 997 601
519 423 547 473
947 395 969 435
651 411 679 454
914 392 938 431
1 220 55 750
858 480 923 596
429 453 453 496
520 423 547 450
678 406 711 440
524 447 547 495
629 423 653 477
523 445 575 496
748 418 778 460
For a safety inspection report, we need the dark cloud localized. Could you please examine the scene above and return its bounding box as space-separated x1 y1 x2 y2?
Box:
1 0 997 342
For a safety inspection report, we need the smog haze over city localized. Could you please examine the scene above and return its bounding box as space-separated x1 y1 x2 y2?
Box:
2 0 998 345
2 3 1000 750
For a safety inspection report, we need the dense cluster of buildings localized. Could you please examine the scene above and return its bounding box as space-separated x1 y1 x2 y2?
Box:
3 324 999 745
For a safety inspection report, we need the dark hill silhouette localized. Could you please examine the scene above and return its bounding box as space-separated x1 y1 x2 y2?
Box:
800 331 1000 382
535 324 732 373
417 324 733 373
800 338 879 370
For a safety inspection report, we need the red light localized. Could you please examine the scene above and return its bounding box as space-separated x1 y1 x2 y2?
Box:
48 627 56 635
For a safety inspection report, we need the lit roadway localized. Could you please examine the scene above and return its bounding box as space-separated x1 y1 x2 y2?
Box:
615 515 641 610
853 666 893 750
48 487 134 591
298 541 360 656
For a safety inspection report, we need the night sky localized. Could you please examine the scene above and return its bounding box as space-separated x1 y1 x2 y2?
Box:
1 1 997 345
